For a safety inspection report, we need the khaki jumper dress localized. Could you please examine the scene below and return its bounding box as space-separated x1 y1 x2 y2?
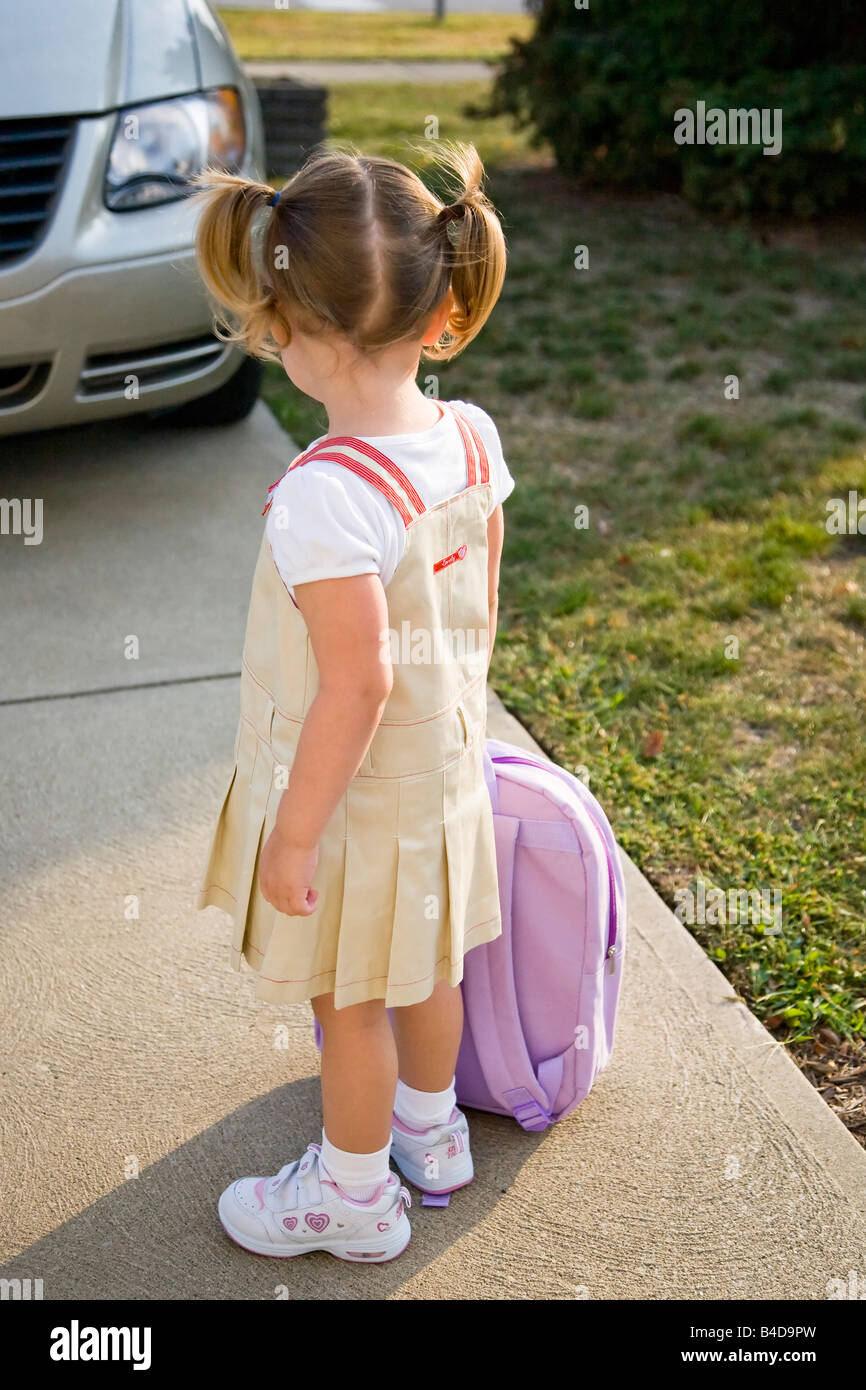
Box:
196 400 503 1009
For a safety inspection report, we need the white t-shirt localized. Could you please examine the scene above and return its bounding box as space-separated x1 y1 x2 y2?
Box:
266 399 516 598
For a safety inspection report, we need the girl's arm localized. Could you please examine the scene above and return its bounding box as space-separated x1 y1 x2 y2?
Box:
258 573 393 916
486 503 504 675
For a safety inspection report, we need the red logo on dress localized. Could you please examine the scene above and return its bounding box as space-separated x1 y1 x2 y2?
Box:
433 543 468 574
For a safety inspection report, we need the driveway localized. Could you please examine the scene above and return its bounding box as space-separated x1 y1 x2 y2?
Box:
2 403 866 1300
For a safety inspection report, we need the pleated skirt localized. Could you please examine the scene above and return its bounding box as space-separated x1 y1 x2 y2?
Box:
197 711 503 1009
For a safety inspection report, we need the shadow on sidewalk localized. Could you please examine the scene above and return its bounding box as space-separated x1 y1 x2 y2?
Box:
1 1077 543 1300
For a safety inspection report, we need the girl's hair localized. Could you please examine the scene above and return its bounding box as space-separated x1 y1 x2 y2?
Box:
188 141 506 363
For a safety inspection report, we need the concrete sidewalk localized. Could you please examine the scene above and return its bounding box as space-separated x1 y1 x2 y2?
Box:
230 0 524 11
244 58 494 83
1 404 865 1300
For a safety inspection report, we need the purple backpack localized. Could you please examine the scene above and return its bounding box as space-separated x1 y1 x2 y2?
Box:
313 735 625 1132
456 737 626 1130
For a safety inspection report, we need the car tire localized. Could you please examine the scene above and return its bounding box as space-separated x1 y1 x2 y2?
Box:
164 355 263 427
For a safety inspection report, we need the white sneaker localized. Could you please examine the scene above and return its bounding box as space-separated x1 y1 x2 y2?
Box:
218 1142 412 1263
390 1108 474 1195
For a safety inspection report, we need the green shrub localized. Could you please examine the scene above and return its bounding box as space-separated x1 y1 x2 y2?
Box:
490 1 866 217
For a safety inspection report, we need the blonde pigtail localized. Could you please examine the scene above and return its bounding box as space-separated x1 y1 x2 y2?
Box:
425 143 507 361
187 168 284 361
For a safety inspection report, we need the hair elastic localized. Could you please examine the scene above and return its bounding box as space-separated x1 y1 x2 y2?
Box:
267 188 282 208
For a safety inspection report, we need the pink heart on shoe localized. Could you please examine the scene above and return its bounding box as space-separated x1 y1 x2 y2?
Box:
377 1221 389 1232
305 1212 329 1233
282 1216 297 1231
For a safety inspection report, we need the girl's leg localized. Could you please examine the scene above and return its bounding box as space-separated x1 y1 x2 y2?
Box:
218 991 411 1256
311 992 397 1152
391 980 463 1117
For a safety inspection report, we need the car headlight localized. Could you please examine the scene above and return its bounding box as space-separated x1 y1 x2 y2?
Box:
105 87 246 211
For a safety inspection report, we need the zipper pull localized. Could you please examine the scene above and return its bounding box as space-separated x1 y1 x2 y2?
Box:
607 945 616 975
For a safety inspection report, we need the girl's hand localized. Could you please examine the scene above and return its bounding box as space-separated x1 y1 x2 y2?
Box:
259 829 319 917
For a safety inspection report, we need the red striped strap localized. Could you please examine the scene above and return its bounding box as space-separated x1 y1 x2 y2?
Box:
262 437 423 527
262 399 491 523
292 450 415 527
299 435 427 516
444 404 490 487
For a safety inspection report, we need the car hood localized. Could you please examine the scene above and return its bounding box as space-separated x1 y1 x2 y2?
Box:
0 0 234 118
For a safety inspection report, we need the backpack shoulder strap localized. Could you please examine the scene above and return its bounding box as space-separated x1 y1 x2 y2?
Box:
462 802 564 1131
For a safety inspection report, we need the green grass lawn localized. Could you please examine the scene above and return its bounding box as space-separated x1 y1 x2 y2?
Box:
260 84 866 1059
217 9 532 62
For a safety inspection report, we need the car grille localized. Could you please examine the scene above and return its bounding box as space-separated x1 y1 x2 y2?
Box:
78 334 228 397
0 115 76 268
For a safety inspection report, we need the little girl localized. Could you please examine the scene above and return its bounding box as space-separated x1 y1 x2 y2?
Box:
193 141 514 1262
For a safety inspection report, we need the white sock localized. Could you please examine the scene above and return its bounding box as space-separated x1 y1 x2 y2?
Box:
394 1076 456 1131
319 1130 392 1202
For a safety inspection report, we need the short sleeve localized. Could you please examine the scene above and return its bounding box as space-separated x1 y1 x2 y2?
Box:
450 400 516 517
265 462 399 594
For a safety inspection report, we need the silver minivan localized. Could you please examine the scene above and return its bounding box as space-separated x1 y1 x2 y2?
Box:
0 0 266 438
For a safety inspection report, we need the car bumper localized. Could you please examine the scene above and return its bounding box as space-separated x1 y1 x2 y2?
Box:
0 247 240 437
